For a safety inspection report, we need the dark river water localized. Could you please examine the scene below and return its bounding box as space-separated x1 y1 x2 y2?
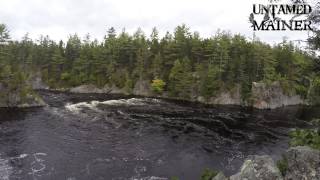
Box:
0 91 319 180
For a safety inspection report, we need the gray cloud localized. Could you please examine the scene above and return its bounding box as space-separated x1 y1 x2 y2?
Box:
0 0 311 44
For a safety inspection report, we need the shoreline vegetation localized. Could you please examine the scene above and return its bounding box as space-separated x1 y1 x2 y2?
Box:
0 23 320 108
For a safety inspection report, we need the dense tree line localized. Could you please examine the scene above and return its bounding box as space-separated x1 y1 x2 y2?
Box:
0 23 319 103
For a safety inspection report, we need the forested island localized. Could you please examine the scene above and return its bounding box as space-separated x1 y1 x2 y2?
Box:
0 23 319 108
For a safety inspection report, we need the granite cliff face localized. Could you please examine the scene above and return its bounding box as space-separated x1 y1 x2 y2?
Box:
132 80 154 97
28 72 49 90
0 83 46 108
251 81 305 109
69 84 128 94
68 80 154 96
208 85 242 106
31 75 307 109
69 84 105 94
66 80 307 109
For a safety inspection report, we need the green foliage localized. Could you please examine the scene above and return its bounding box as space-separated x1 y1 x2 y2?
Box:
151 79 166 94
279 78 294 96
200 65 220 99
294 84 308 98
170 177 179 180
61 72 71 81
289 129 320 150
0 24 10 43
0 23 319 104
168 57 193 98
200 168 218 180
124 73 133 93
276 156 288 176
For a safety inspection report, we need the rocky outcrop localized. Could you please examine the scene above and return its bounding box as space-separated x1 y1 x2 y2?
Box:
11 94 46 108
0 83 46 108
103 84 127 94
209 86 242 105
23 70 311 109
222 146 320 180
59 80 307 109
28 72 49 90
284 146 320 180
133 79 153 96
229 155 283 180
311 118 320 126
69 84 127 94
196 82 305 109
69 84 104 93
212 172 228 180
0 72 46 108
251 81 305 109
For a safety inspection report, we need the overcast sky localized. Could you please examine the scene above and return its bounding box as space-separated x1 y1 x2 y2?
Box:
0 0 312 45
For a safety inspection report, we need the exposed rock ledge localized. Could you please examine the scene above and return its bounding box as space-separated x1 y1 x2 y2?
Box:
0 92 46 108
251 81 306 109
69 84 127 94
214 146 320 180
28 72 49 90
133 81 307 109
70 84 105 93
41 78 307 109
0 82 46 108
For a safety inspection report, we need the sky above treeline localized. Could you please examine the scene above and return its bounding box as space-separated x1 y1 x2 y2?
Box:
0 0 314 45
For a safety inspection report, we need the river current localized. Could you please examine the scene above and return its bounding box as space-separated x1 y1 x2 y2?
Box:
0 91 319 180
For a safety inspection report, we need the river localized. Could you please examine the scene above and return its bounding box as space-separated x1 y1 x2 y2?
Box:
0 91 319 180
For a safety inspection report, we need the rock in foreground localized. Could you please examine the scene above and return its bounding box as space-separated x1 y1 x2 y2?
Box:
284 146 320 180
222 146 320 180
229 155 283 180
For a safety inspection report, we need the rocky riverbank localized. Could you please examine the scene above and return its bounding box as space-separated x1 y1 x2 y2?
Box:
5 73 305 109
212 146 320 180
0 91 46 108
66 80 307 109
0 82 46 108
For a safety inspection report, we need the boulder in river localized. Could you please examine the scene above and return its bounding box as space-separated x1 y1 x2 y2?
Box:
229 155 283 180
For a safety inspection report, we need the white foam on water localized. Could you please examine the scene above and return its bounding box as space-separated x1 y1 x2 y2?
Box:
33 153 47 160
99 98 147 106
131 176 168 180
67 177 77 180
29 152 48 177
65 98 161 113
0 156 12 180
65 102 91 113
15 154 28 159
65 101 101 114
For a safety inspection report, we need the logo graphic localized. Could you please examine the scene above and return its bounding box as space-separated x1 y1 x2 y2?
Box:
249 0 313 31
